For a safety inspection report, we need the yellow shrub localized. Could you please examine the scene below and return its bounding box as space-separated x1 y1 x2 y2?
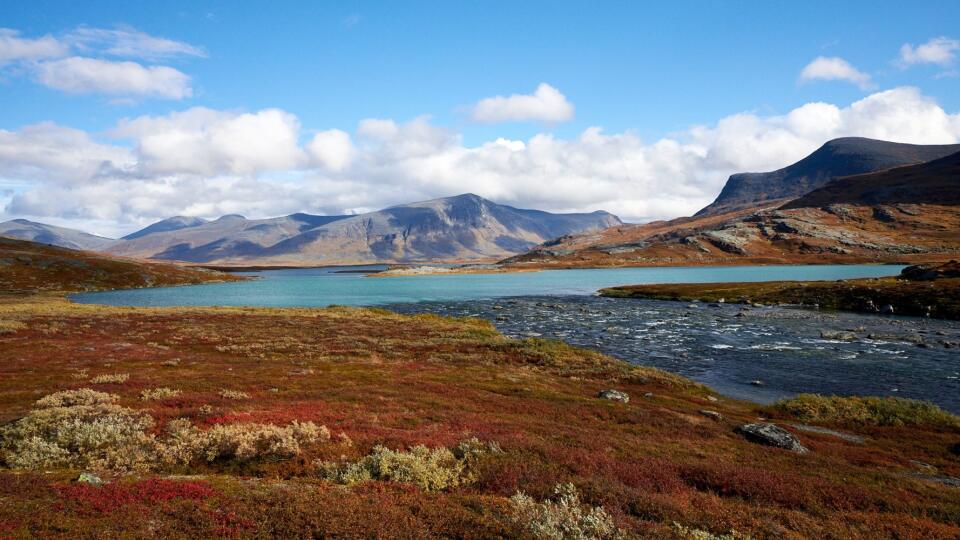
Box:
140 388 181 401
90 373 130 384
161 420 329 464
319 438 498 492
0 404 157 471
35 388 118 408
219 389 251 400
510 483 624 540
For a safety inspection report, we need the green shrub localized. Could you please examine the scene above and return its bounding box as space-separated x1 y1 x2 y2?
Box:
772 394 960 429
509 483 624 540
319 438 498 492
2 391 329 472
0 403 157 471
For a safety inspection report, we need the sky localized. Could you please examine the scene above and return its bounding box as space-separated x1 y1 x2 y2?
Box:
1 0 959 237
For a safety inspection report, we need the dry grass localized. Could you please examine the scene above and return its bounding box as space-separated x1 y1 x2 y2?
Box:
770 394 960 429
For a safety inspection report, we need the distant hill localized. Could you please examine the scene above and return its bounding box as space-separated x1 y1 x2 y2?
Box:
1 194 621 265
122 216 209 240
108 194 621 265
783 150 960 209
697 137 960 216
0 237 241 293
0 219 116 252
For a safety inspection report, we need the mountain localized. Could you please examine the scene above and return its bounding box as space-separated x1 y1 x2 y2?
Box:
109 212 350 262
782 150 960 209
104 194 621 265
0 219 116 251
122 216 209 240
504 148 960 269
697 137 960 216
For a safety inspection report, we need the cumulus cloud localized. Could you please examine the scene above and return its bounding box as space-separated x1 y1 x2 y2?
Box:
307 129 354 171
799 56 873 89
470 83 574 123
0 28 68 64
2 87 959 236
898 36 960 67
34 57 192 99
113 107 305 174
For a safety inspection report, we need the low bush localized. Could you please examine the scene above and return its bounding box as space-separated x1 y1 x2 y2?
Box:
161 420 329 464
509 483 624 539
0 404 157 471
671 523 751 540
35 388 118 408
219 389 251 400
0 319 26 334
1 391 330 472
90 373 129 384
772 394 960 429
319 438 498 492
140 388 181 401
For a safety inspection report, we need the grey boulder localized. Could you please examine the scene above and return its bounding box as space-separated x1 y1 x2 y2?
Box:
735 423 809 453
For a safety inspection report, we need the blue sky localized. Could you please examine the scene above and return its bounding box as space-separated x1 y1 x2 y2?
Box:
1 1 959 235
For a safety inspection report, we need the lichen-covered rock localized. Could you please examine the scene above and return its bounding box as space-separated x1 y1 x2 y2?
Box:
699 410 723 421
735 423 809 453
597 389 629 403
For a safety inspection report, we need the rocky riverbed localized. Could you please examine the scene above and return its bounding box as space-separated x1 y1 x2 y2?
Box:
390 296 960 411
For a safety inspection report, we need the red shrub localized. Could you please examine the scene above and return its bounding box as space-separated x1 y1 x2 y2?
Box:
58 478 217 515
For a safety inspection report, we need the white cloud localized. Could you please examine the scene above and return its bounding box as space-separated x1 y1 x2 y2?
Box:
2 87 959 235
65 26 205 60
898 36 960 67
307 129 354 171
470 83 574 123
0 28 68 65
33 57 192 99
113 107 305 175
799 56 873 89
0 122 134 185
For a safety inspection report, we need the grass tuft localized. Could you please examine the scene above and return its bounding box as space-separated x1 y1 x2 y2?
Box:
771 394 960 429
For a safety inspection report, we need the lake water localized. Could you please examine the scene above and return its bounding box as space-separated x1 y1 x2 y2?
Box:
72 264 906 308
72 264 960 411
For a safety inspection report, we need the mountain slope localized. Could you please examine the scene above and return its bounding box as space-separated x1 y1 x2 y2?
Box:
697 137 960 216
123 216 209 240
505 149 960 268
0 237 242 292
104 194 621 265
783 150 960 209
0 219 116 251
109 212 350 261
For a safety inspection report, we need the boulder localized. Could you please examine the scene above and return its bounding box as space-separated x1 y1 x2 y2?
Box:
735 423 809 453
699 410 723 421
77 472 104 485
597 389 630 403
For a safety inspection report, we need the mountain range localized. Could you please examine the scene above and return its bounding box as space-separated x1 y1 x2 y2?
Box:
505 138 960 268
0 194 621 265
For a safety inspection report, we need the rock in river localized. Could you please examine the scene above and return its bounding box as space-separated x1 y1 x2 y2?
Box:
597 389 630 403
735 423 809 453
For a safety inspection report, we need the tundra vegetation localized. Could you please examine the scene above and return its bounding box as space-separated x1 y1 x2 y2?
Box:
1 295 959 538
1 242 959 538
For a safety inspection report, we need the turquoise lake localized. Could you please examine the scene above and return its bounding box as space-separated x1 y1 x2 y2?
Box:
72 264 907 307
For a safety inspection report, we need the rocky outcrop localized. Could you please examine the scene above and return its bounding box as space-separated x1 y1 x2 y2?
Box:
597 390 630 403
735 423 809 453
